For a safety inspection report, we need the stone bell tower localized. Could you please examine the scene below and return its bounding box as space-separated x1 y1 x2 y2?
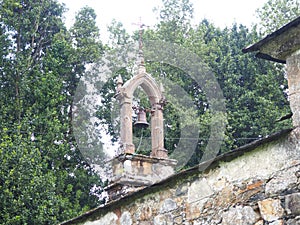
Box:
116 57 167 158
105 46 177 201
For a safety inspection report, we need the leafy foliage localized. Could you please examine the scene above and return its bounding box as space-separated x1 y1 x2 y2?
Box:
256 0 300 35
97 0 292 168
0 1 103 224
0 0 296 223
184 22 291 149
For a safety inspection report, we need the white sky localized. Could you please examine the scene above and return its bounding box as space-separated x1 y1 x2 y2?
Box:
59 0 267 41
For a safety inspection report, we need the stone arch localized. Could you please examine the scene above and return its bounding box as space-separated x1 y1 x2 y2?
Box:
117 71 167 158
122 72 163 105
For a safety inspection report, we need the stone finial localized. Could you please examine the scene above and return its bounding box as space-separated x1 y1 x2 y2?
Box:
137 50 146 74
132 17 148 75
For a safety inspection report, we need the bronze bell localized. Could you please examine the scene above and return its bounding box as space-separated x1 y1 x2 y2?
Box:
134 109 149 129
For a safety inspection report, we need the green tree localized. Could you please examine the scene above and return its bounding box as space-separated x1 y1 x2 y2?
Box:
154 0 193 43
256 0 300 35
0 1 103 224
94 0 292 171
107 19 130 46
70 6 103 65
96 0 291 169
213 24 291 148
145 1 292 162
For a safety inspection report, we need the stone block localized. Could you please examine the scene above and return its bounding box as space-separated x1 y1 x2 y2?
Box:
265 168 298 196
285 193 300 215
186 198 207 220
160 198 177 213
188 178 213 203
138 222 152 225
175 183 188 196
84 212 118 225
214 185 235 207
269 220 284 225
139 206 153 221
153 214 172 225
173 215 183 224
110 154 176 187
153 215 166 225
287 218 300 225
221 205 260 225
120 211 132 225
258 198 284 222
210 176 228 191
237 180 264 196
254 220 264 225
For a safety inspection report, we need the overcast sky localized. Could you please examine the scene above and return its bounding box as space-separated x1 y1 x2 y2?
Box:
59 0 267 41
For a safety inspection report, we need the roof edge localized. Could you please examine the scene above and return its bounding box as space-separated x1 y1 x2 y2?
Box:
242 16 300 55
255 52 286 64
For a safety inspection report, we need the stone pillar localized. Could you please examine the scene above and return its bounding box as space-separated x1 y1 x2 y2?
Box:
287 54 300 127
151 103 168 158
119 96 135 153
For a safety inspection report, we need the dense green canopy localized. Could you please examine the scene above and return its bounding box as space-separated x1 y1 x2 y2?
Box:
0 0 298 223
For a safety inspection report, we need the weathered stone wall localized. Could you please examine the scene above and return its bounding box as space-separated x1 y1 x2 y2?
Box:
287 54 300 127
61 128 300 225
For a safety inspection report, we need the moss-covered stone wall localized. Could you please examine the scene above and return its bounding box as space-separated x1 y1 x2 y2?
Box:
60 128 300 225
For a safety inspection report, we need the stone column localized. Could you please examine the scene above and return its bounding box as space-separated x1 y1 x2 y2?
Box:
119 96 135 153
151 104 168 158
287 54 300 127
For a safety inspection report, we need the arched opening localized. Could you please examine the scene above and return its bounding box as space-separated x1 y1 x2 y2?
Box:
116 72 168 158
